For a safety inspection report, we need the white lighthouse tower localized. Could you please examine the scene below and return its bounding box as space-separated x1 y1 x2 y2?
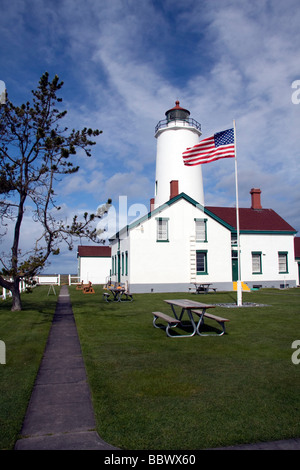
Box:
154 101 204 208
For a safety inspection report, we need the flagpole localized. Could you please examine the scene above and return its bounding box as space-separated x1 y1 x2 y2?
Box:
233 120 242 306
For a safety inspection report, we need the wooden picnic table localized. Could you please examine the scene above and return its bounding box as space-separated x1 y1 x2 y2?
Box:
164 299 215 337
109 287 126 302
102 284 133 302
192 283 217 294
152 299 229 338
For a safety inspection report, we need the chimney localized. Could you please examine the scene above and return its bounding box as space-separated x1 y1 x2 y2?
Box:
150 198 155 212
170 180 179 200
250 188 262 210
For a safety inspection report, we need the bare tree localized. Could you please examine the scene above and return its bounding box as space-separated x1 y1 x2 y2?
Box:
0 72 111 310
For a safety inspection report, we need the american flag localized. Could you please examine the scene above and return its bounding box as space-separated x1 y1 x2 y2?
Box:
182 128 235 166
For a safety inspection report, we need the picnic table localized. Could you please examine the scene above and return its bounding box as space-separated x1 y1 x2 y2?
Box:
190 283 217 294
102 283 133 302
110 286 126 302
152 298 229 338
76 281 95 294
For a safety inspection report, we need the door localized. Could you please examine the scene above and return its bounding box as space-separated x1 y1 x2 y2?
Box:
232 251 238 281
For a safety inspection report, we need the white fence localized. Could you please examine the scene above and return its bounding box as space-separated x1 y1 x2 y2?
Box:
68 275 80 285
34 275 61 285
1 278 28 300
1 275 61 300
1 274 83 300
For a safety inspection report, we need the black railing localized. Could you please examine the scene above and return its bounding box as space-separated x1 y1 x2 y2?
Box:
155 117 201 134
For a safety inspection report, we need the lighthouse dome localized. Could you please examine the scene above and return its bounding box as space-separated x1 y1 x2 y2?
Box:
165 100 190 122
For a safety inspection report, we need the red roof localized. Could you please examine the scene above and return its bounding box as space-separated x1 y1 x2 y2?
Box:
165 100 190 116
294 237 300 258
77 246 111 257
206 207 296 232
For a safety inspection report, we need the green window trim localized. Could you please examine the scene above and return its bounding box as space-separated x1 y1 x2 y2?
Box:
156 217 169 242
194 218 207 242
252 251 262 274
112 255 117 275
121 252 124 276
196 250 208 275
231 233 238 247
278 251 289 274
125 251 128 276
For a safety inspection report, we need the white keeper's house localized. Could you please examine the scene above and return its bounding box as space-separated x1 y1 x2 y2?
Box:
80 101 299 291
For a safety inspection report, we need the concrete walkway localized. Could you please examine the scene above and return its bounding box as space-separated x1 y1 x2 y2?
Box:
14 285 118 450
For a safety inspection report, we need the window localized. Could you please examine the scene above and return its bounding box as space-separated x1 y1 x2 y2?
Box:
156 218 169 242
278 252 288 273
231 233 237 246
252 252 262 274
122 252 124 276
125 251 128 276
195 219 207 242
196 250 208 274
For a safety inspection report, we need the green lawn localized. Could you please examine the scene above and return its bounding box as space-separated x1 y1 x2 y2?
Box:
0 287 55 450
70 287 300 450
0 286 299 450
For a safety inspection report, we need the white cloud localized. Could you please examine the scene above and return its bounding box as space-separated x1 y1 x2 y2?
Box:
1 0 300 273
103 172 153 203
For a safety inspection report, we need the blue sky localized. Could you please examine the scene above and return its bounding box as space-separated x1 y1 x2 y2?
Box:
1 0 300 274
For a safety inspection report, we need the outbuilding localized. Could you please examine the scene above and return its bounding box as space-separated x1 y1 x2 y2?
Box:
77 245 111 284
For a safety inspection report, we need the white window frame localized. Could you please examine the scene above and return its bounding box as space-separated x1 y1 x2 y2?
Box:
278 252 288 274
252 252 262 274
195 218 207 242
156 218 169 242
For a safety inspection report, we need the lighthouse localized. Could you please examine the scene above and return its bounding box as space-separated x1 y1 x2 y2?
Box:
153 101 204 207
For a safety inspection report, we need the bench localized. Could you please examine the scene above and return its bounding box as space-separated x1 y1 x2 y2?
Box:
120 281 133 301
83 282 95 294
191 310 229 336
121 291 133 302
122 292 133 301
152 311 181 338
76 281 93 291
189 284 217 294
76 282 86 290
196 286 217 294
103 292 111 302
83 286 95 294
